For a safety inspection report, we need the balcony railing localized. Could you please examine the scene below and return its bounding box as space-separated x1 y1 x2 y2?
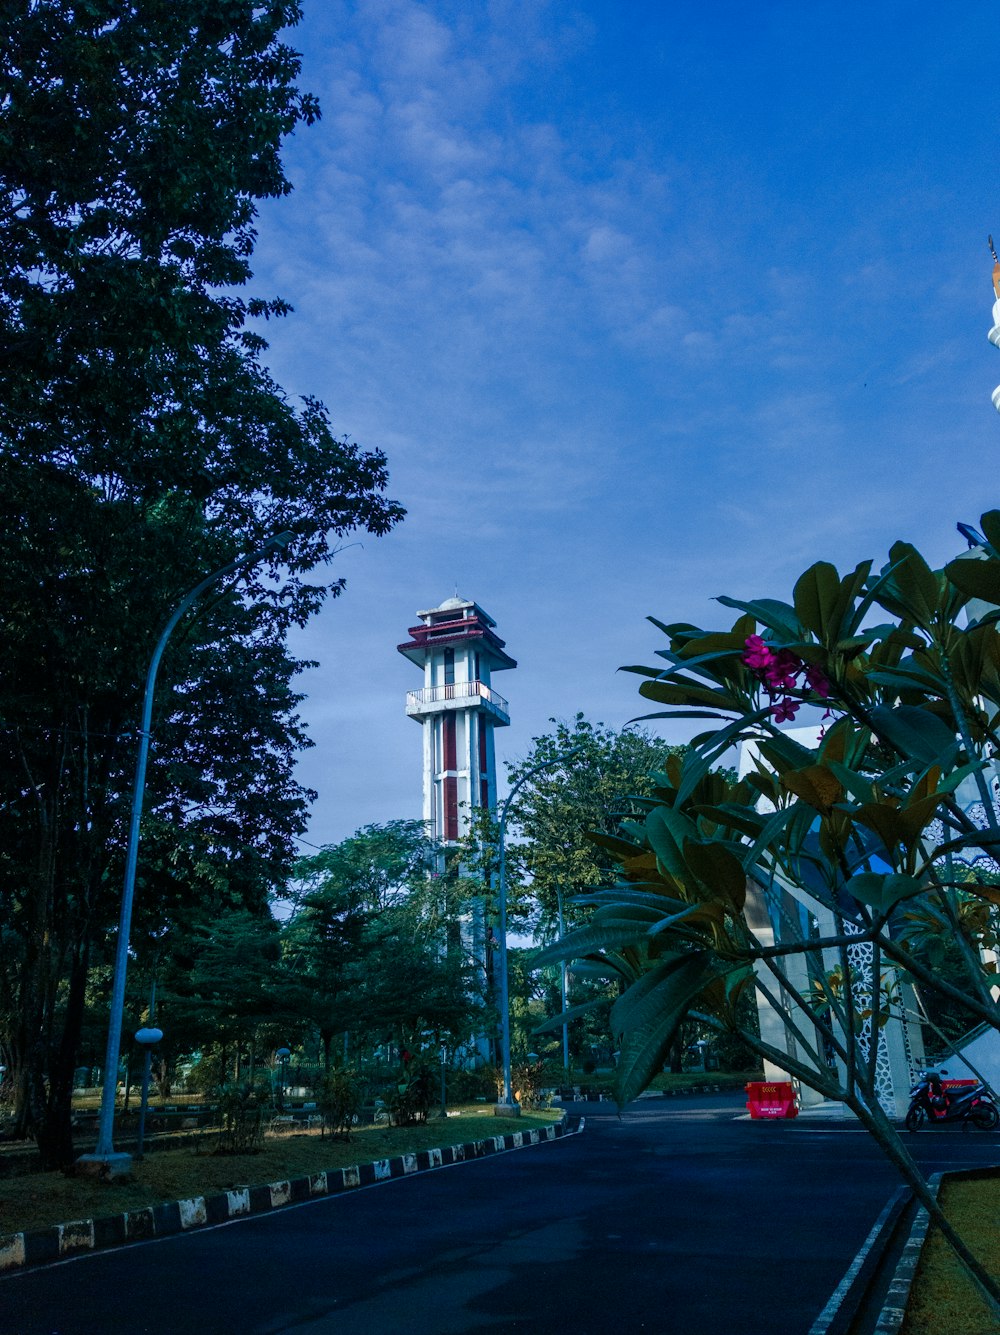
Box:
406 680 509 715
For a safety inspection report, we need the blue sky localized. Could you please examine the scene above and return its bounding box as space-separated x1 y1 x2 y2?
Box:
249 0 1000 846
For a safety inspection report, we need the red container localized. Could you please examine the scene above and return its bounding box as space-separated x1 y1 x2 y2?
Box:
745 1080 799 1119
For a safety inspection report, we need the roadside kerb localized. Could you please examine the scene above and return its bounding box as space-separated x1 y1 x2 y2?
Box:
0 1114 584 1276
808 1186 912 1335
870 1172 942 1335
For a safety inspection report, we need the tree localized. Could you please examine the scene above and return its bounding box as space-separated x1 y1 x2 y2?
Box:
471 715 684 1064
0 1 403 1166
286 823 484 1068
492 714 686 933
542 516 1000 1316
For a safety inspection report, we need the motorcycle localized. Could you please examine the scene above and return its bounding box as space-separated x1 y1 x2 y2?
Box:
905 1069 999 1131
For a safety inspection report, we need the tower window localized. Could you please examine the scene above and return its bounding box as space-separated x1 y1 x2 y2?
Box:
444 647 455 686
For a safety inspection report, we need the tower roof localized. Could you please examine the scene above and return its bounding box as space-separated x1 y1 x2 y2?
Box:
397 598 516 670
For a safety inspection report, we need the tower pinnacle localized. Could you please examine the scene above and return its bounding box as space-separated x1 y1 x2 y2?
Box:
988 237 1000 415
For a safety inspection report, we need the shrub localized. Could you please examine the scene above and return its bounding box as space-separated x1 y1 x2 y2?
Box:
319 1068 361 1141
214 1081 267 1155
390 1066 432 1126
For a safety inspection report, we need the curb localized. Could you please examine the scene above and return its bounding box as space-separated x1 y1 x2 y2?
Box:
808 1186 912 1335
0 1115 584 1276
871 1173 941 1335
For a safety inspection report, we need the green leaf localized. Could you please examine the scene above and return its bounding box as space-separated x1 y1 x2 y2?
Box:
793 561 841 640
645 805 697 881
532 913 656 968
715 595 803 640
869 705 958 768
612 953 722 1105
979 510 1000 556
681 839 747 912
944 554 1000 607
533 997 608 1034
846 873 923 912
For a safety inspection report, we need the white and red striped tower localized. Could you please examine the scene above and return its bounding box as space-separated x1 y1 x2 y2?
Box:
398 596 515 846
399 598 515 1063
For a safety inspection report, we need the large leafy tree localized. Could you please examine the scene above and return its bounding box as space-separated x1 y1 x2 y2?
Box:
285 823 484 1068
482 714 685 934
0 1 403 1166
457 716 684 1064
542 516 1000 1314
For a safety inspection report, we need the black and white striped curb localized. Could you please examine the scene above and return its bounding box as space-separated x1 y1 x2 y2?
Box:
808 1186 911 1335
0 1115 584 1276
871 1173 941 1335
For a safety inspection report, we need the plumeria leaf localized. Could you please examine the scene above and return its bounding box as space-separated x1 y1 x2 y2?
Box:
868 705 959 768
793 561 842 640
612 953 724 1106
533 997 608 1034
944 554 1000 606
715 595 803 640
846 873 923 912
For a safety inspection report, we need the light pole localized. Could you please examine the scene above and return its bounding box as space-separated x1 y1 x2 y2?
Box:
77 532 293 1179
495 746 582 1117
134 1023 163 1161
276 1047 291 1110
555 885 570 1074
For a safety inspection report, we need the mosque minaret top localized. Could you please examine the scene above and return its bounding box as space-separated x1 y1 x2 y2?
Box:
988 236 1000 415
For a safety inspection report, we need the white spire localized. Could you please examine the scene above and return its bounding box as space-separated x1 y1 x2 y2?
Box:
988 236 1000 414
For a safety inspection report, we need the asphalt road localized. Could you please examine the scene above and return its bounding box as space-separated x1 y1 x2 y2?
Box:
3 1093 998 1335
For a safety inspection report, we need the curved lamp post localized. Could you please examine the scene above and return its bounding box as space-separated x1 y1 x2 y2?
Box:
495 746 582 1117
78 532 293 1178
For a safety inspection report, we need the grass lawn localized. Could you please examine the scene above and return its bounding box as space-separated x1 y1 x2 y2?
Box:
902 1172 1000 1335
0 1107 560 1237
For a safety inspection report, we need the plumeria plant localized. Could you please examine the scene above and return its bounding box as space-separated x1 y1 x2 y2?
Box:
537 513 1000 1315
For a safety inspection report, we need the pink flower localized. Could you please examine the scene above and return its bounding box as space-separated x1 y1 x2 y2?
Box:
764 650 800 692
805 664 831 699
743 635 774 672
772 696 801 723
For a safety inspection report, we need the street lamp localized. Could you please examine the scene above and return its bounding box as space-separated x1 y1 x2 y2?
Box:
495 746 582 1117
276 1047 291 1110
77 532 293 1179
133 1024 163 1160
555 885 570 1074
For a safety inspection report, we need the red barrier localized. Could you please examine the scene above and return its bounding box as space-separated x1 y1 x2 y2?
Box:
745 1080 799 1119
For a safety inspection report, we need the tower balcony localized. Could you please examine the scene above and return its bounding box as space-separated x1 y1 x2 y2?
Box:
405 680 510 726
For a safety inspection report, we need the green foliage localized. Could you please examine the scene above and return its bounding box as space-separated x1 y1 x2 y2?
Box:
542 512 1000 1317
389 1066 433 1127
0 1 403 1166
499 714 687 933
285 823 486 1064
214 1080 268 1155
319 1068 362 1142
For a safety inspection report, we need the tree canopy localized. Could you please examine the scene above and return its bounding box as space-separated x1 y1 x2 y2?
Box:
0 0 403 1165
286 822 485 1066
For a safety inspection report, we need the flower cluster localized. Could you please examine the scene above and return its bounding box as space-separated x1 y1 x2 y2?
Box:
743 635 830 723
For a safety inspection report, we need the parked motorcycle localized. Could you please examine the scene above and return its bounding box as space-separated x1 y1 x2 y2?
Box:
905 1069 999 1131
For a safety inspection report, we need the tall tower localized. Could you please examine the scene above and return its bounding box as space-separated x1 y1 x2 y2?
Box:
398 596 516 844
989 235 1000 413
